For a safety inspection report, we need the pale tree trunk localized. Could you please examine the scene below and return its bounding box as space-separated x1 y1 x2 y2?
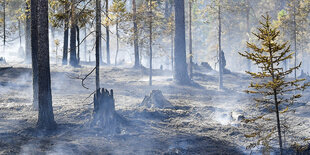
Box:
174 0 190 84
31 0 39 110
171 31 174 71
149 0 153 86
25 2 31 63
188 0 193 80
133 0 140 68
36 0 56 129
218 4 223 89
115 19 119 66
96 0 101 90
18 20 21 47
106 0 110 65
3 0 6 53
246 0 251 72
293 0 297 80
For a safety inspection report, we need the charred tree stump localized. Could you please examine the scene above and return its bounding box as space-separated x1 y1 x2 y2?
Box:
91 88 125 133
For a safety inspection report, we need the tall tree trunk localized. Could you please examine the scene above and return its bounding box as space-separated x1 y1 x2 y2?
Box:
106 0 110 65
171 31 174 71
246 0 251 72
96 0 101 90
69 0 78 67
18 20 21 47
84 26 87 61
174 0 190 84
218 5 223 90
76 26 80 64
133 0 140 68
62 3 69 65
293 0 297 80
188 0 193 80
3 0 5 53
115 19 119 66
31 0 39 110
149 0 153 86
25 2 31 63
36 0 56 129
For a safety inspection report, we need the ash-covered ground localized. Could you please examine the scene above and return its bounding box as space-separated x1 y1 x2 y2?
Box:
1 63 310 154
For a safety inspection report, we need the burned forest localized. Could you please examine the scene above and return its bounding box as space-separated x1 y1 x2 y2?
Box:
0 0 310 154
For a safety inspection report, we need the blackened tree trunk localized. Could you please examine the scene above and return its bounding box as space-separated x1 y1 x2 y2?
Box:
25 2 31 63
149 0 153 86
36 0 56 129
133 0 140 68
84 26 87 61
174 0 190 84
188 0 193 80
62 3 69 65
31 0 39 110
76 25 80 64
106 0 110 65
96 0 101 90
69 0 78 67
218 5 223 90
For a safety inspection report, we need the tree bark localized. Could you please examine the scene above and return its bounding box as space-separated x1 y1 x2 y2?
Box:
25 2 31 63
77 25 80 64
174 0 190 84
293 0 297 80
106 0 110 65
133 0 140 68
149 0 153 86
69 0 78 67
62 3 69 65
96 0 101 90
188 0 193 80
3 0 6 53
31 0 39 110
115 19 119 66
84 26 87 61
218 4 223 90
36 0 56 129
246 0 251 72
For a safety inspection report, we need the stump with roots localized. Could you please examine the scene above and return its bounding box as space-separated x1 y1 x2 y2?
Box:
91 88 125 133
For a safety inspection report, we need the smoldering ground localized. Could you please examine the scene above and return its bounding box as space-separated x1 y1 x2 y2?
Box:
0 64 252 155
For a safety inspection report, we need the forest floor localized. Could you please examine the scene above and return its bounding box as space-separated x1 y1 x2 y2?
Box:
1 63 310 154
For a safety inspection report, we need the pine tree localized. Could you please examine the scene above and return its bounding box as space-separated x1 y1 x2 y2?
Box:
239 14 309 154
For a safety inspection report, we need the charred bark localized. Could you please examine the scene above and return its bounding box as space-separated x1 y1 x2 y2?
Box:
174 0 190 84
106 0 110 65
91 88 125 133
62 3 69 65
31 0 39 110
36 0 56 129
69 0 78 67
